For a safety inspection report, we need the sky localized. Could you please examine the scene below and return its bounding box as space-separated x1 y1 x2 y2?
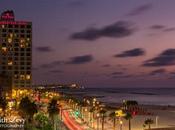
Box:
1 0 175 88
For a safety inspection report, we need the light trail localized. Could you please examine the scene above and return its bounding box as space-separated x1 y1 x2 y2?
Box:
62 110 84 130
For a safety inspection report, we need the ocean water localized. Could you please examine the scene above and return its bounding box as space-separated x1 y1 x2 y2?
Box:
57 88 175 106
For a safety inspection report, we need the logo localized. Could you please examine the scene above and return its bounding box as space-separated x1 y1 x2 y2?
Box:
0 117 25 128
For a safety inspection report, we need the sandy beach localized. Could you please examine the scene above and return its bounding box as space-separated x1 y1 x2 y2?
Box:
103 105 175 130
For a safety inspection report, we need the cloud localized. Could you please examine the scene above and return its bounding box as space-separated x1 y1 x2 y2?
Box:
35 46 53 52
112 74 133 79
149 69 166 76
39 55 93 69
70 21 136 41
170 72 175 75
111 72 124 75
127 3 152 16
102 64 111 68
163 27 175 32
143 49 175 67
66 54 93 64
149 25 175 32
109 71 131 79
150 25 165 30
114 48 145 58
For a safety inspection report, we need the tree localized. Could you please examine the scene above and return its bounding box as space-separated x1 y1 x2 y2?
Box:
99 109 107 130
123 100 138 110
89 107 96 128
78 100 87 118
124 112 132 130
0 97 7 117
144 118 154 130
19 97 38 125
35 112 49 129
109 111 117 130
47 98 60 130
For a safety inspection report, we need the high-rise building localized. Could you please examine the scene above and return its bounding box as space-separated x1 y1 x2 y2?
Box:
0 10 32 90
0 74 12 97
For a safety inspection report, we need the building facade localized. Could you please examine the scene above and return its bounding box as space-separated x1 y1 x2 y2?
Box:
0 74 12 97
0 10 32 90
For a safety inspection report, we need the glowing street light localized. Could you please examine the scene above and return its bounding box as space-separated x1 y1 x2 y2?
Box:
115 110 126 117
120 120 123 130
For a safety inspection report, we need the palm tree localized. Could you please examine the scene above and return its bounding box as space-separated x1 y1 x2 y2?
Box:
123 100 138 110
19 97 38 122
99 109 107 130
89 107 96 128
109 111 117 130
144 118 154 130
78 100 87 119
47 98 60 130
0 97 7 117
124 112 132 130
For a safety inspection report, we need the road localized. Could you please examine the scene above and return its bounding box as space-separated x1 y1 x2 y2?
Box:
62 110 84 130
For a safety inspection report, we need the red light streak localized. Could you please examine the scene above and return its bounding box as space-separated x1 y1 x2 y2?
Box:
62 110 84 130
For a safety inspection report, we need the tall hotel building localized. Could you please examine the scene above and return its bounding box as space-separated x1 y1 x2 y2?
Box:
0 10 32 91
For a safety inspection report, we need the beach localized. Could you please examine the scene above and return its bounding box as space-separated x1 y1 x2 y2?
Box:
86 104 175 130
58 88 175 130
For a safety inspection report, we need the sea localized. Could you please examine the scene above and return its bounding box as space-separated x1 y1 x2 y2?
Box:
57 88 175 106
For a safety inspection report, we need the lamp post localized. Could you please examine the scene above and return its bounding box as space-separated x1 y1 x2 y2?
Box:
96 113 100 130
156 116 159 128
120 120 123 130
115 109 126 130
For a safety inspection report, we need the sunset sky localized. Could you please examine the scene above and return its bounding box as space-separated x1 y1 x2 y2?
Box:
1 0 175 87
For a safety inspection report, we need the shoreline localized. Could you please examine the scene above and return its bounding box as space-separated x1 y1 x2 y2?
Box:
59 90 175 130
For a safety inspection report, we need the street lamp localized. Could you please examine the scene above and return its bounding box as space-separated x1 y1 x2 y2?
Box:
120 120 123 130
96 113 100 130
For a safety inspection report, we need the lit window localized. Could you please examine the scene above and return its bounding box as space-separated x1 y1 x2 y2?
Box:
2 25 5 28
10 33 13 38
1 47 7 52
20 39 25 43
8 38 12 43
27 38 30 41
26 75 31 80
26 42 29 47
8 60 13 66
20 75 25 80
20 39 26 48
20 44 25 48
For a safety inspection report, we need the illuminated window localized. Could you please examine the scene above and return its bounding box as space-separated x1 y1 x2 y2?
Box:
8 60 13 66
1 47 7 52
8 38 12 43
20 44 25 48
27 38 30 41
20 39 25 43
20 75 25 80
1 24 5 28
26 42 29 47
20 39 26 48
26 75 31 80
10 33 13 38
